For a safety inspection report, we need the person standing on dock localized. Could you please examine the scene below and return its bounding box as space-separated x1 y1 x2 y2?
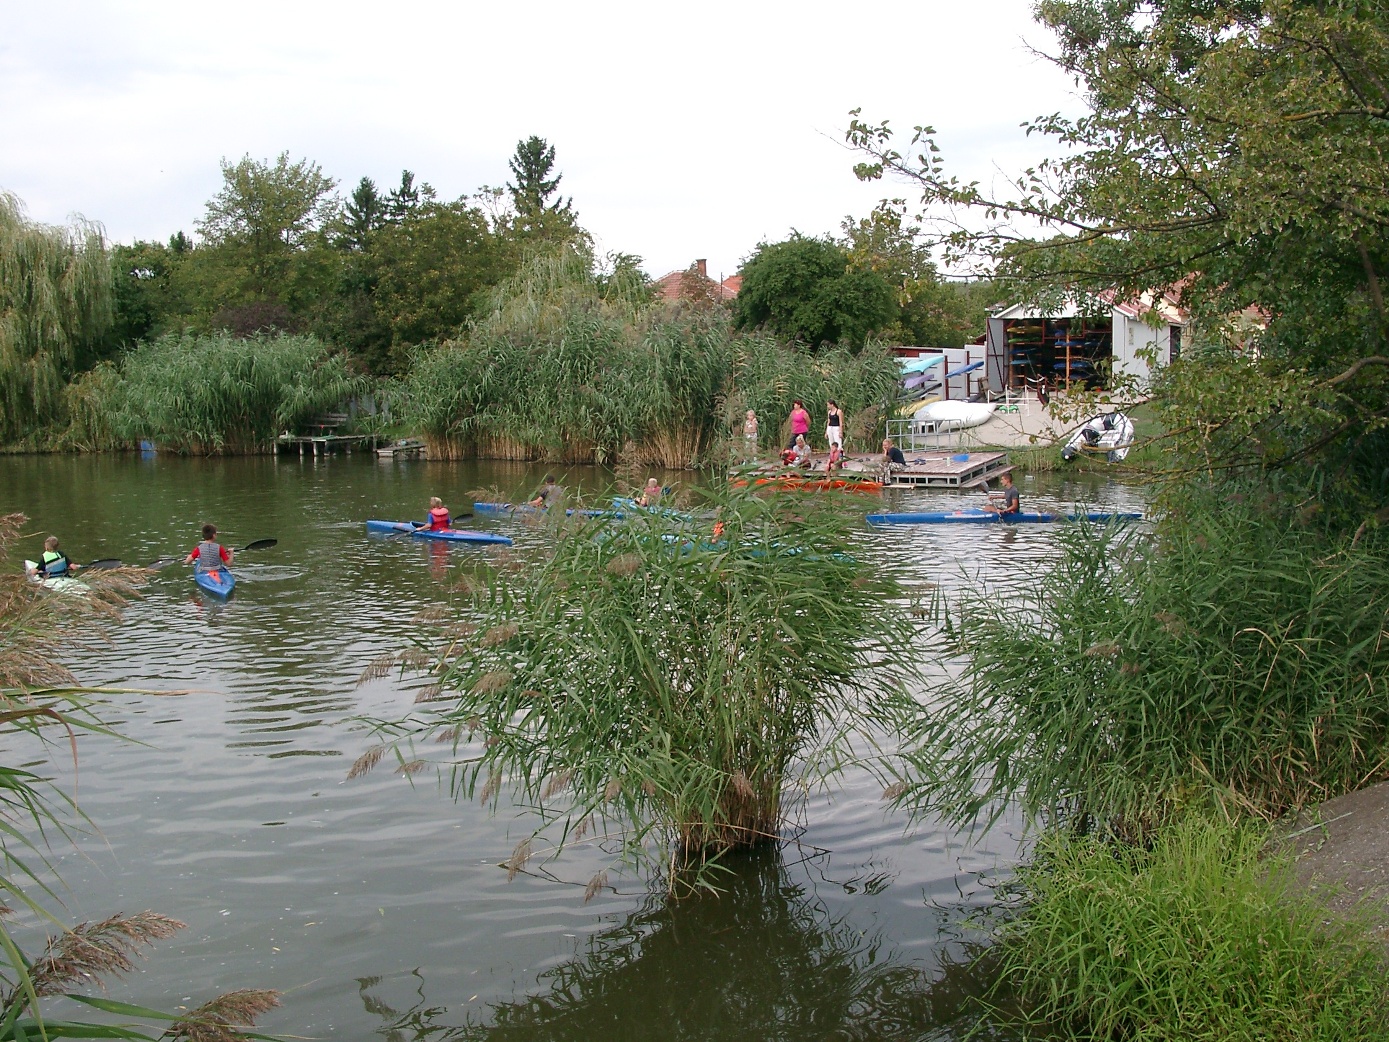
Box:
787 400 811 449
743 409 759 455
825 400 844 451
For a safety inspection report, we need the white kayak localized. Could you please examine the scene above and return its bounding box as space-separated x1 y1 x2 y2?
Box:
23 560 88 596
1061 412 1135 462
916 400 997 431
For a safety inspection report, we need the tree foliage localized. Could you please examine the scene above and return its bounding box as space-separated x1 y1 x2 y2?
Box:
733 233 897 350
848 0 1389 508
0 192 112 444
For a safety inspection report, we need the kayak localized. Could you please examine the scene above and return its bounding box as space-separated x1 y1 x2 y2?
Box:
915 401 997 431
23 560 88 596
866 509 1143 526
193 566 235 598
365 520 514 545
735 476 884 494
473 502 606 518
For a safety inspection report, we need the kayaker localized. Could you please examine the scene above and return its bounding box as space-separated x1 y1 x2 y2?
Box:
527 475 564 509
427 497 451 530
184 523 232 579
786 400 811 449
28 536 73 578
637 478 663 507
984 472 1020 514
825 400 844 450
882 439 906 468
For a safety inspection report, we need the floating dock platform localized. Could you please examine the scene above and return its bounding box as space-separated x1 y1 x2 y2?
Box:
276 433 380 457
747 449 1012 491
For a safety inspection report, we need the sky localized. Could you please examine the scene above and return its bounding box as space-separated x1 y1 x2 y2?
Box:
0 1 1080 282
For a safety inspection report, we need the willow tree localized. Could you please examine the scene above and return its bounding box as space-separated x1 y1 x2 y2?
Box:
0 192 112 444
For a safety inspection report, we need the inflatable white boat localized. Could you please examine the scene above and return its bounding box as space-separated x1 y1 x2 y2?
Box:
1061 412 1135 463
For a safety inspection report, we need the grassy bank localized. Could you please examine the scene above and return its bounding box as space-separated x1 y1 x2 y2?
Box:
993 812 1389 1041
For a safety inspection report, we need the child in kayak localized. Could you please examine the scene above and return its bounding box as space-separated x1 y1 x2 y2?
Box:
27 536 74 578
427 497 451 530
184 523 232 579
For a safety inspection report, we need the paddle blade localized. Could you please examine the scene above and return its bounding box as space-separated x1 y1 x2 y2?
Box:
240 538 277 552
145 557 182 571
82 559 123 570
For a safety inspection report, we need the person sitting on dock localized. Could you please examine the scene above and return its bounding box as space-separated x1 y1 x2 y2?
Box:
786 434 811 468
184 523 232 579
28 536 73 578
527 475 564 509
882 439 906 468
827 442 844 472
426 497 451 530
984 472 1020 515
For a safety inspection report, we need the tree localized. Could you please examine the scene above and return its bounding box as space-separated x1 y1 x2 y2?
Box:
848 0 1389 510
342 176 385 251
733 234 897 350
384 169 434 224
506 136 578 239
196 152 338 299
0 192 112 444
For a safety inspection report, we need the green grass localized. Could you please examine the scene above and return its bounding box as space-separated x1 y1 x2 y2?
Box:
993 812 1389 1041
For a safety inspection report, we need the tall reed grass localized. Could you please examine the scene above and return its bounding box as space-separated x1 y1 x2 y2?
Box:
63 331 363 453
897 490 1389 835
0 514 280 1039
353 488 920 894
400 250 901 468
993 812 1389 1041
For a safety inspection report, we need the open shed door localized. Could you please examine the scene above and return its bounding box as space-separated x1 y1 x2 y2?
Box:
985 317 1007 396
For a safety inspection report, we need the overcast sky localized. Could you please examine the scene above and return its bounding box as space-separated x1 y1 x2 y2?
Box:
1 1 1079 281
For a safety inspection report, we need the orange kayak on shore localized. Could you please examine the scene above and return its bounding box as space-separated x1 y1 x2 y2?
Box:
735 475 884 494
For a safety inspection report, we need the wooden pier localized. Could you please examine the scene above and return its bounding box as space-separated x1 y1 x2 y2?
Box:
376 438 426 459
750 449 1012 491
276 433 380 457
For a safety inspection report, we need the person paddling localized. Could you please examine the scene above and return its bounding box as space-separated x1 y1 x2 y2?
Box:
28 536 73 578
984 472 1020 515
427 497 451 530
637 478 663 507
527 475 564 509
184 523 232 580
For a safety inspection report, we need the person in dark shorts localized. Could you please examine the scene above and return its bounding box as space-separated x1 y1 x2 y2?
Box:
984 472 1020 514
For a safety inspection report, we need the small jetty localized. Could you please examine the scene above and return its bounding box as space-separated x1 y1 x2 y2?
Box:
746 449 1012 491
376 438 426 459
276 412 380 458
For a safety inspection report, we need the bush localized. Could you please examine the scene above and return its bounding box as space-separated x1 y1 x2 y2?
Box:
353 488 920 893
994 813 1389 1041
897 490 1389 834
66 331 363 453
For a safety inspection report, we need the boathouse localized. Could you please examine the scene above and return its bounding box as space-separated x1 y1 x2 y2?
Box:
984 290 1186 395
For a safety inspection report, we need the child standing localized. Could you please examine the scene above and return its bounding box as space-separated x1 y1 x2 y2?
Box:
184 524 232 579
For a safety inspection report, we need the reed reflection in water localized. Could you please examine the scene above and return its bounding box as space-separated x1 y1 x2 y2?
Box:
357 848 1018 1042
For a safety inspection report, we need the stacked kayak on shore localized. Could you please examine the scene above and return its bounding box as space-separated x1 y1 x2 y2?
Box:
866 509 1143 526
365 520 514 545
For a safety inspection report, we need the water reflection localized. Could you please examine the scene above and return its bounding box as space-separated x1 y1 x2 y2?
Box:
357 849 1013 1042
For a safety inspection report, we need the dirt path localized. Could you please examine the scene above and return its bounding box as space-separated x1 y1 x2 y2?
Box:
1289 779 1389 942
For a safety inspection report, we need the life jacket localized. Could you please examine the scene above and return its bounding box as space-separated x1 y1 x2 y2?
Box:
39 550 69 576
428 507 450 530
193 540 226 573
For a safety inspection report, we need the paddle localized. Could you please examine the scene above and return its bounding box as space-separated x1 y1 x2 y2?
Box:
146 538 278 571
81 559 123 570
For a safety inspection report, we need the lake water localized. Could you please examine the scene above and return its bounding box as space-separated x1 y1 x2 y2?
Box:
1 453 1145 1040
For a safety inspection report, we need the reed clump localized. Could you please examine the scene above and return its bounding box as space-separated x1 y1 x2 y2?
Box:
357 487 919 893
62 331 363 454
993 812 1389 1041
897 488 1389 836
400 249 901 468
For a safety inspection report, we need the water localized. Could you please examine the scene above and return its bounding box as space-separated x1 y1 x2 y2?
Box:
0 453 1145 1040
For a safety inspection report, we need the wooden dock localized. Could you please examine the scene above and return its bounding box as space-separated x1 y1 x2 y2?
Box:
376 438 426 459
276 433 379 457
750 449 1012 490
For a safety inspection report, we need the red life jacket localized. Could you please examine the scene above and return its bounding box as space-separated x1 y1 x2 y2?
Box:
428 507 450 530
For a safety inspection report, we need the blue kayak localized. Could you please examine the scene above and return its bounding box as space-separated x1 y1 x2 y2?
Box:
365 520 513 545
473 501 607 518
193 566 235 598
866 509 1143 526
